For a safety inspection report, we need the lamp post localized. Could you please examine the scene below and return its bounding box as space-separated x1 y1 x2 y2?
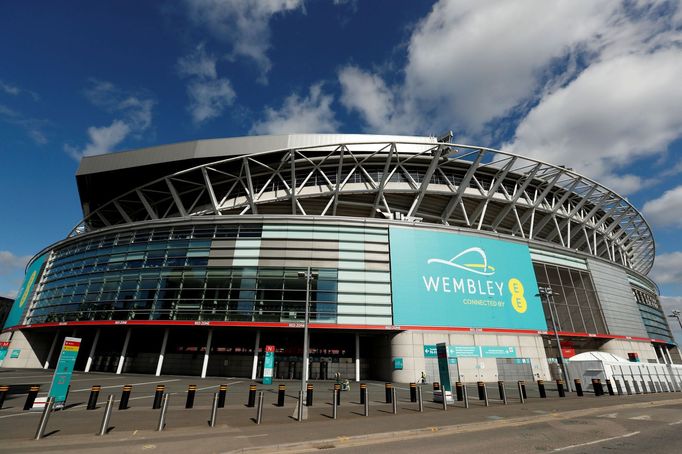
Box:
669 310 682 331
538 286 572 391
298 267 318 407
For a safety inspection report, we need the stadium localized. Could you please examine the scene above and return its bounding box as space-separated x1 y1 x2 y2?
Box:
0 133 678 384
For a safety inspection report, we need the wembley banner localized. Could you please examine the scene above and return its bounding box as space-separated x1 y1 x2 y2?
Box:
3 254 48 329
389 227 547 331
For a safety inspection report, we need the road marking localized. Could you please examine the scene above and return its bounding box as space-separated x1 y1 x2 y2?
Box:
235 434 269 439
668 420 682 426
0 374 52 379
597 413 618 418
553 432 639 451
196 380 242 392
628 415 651 420
72 378 180 392
0 412 37 420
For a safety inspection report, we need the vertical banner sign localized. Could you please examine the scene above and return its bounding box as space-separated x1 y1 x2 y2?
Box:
48 337 81 408
436 343 452 392
263 345 275 385
3 254 48 329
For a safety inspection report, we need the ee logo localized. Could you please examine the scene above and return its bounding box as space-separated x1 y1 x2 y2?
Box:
508 278 527 314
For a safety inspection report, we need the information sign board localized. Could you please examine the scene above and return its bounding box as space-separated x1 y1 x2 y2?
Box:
263 345 275 385
48 337 81 408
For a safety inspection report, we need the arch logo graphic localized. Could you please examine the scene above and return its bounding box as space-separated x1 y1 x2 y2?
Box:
389 227 546 330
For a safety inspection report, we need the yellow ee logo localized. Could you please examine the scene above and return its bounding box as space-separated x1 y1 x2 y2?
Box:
508 278 527 314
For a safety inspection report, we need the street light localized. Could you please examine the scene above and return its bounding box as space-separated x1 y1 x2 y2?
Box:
669 310 682 331
297 267 318 420
537 286 572 391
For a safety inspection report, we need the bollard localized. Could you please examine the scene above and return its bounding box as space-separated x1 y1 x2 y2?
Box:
410 383 417 402
417 386 423 412
0 385 9 409
385 383 393 404
24 385 40 411
614 379 623 395
256 391 264 424
441 387 447 411
517 381 525 404
538 380 546 398
210 392 219 427
98 395 114 436
519 381 527 399
306 383 314 407
186 385 197 409
218 384 227 408
363 387 369 416
483 383 489 406
463 382 470 408
605 379 615 396
455 382 464 401
574 379 583 397
498 381 507 404
157 394 169 431
334 383 341 405
34 396 54 440
152 385 165 409
592 379 604 396
359 383 367 405
433 382 440 391
297 390 304 422
392 388 397 414
557 380 565 398
477 381 486 400
119 385 132 410
332 389 338 420
87 385 102 410
247 384 257 407
277 384 286 407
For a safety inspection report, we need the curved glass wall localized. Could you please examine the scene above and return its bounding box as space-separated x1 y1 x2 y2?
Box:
632 286 673 343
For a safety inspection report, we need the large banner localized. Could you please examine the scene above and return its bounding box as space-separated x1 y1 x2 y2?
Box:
390 227 547 330
3 254 47 329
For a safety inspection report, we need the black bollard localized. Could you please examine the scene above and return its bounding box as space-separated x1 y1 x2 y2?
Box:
455 382 464 401
592 379 603 396
334 383 341 405
605 379 615 396
152 385 165 409
433 382 440 391
306 383 314 407
119 384 132 410
0 385 8 409
87 385 102 410
24 385 40 411
186 384 197 409
385 383 393 404
574 379 583 396
538 380 546 398
277 384 286 407
518 381 527 399
410 383 417 402
247 384 257 407
556 379 565 397
359 383 367 405
498 381 507 403
218 384 227 408
477 381 486 400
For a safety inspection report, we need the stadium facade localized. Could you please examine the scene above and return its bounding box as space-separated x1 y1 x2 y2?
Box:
1 134 678 383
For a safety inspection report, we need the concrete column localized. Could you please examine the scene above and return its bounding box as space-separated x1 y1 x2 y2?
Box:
201 329 213 379
251 330 260 380
155 328 169 376
355 333 360 382
654 345 662 364
665 346 674 365
84 328 100 373
43 331 59 369
115 328 131 375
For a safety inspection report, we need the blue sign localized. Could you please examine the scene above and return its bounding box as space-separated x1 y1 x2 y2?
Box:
449 345 481 357
263 345 275 385
390 227 546 330
3 254 47 329
481 346 517 358
436 343 452 392
393 358 403 370
48 337 81 407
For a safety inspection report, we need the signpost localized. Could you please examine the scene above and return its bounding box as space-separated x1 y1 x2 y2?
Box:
263 345 275 385
48 337 81 409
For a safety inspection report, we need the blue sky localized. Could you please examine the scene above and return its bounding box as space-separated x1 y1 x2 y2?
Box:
1 1 682 340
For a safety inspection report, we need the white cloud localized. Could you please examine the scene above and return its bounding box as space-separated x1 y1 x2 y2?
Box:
651 251 682 284
184 0 303 81
250 83 338 134
0 251 31 276
177 43 218 80
0 104 48 144
0 79 39 100
187 78 236 123
504 49 682 194
643 185 682 228
65 80 155 160
660 296 682 344
339 66 402 132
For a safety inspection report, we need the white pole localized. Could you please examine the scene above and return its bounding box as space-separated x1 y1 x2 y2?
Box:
251 330 261 380
155 328 169 376
355 333 360 382
84 328 100 373
43 331 59 369
116 328 131 375
201 329 213 379
654 345 661 364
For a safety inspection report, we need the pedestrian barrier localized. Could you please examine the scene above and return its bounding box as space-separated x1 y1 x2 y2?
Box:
385 383 393 403
87 385 102 410
247 384 257 407
306 383 314 406
359 383 367 405
574 379 583 397
556 379 565 398
334 383 341 405
537 380 546 398
455 382 464 401
186 385 197 409
24 385 40 411
410 382 417 402
277 384 286 407
119 384 132 410
218 384 227 408
152 385 165 409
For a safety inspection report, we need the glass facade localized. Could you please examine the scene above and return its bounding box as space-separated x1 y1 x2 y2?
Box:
533 262 607 334
632 286 673 343
28 223 338 324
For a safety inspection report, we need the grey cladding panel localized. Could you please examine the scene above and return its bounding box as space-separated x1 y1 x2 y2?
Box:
587 258 647 338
